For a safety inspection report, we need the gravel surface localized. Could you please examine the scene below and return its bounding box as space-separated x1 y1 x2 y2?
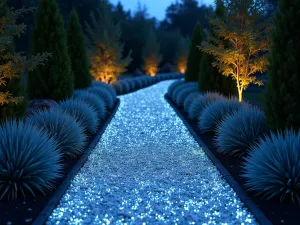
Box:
46 80 257 225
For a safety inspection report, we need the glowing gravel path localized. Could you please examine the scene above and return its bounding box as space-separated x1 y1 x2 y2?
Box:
46 80 257 225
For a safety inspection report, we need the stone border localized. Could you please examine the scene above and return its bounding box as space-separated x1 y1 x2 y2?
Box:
32 98 120 225
164 95 272 225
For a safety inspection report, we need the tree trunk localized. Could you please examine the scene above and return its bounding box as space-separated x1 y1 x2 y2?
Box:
238 88 243 102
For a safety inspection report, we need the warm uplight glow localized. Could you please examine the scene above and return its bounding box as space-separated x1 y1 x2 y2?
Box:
143 58 159 77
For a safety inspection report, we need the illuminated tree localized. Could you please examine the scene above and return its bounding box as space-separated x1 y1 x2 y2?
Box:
264 0 300 131
175 35 190 73
85 0 132 84
142 28 162 76
0 3 50 106
200 0 270 101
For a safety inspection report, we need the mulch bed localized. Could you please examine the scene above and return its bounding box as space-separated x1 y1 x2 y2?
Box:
0 99 120 225
165 95 299 225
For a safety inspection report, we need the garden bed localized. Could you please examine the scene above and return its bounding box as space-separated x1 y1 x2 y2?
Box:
165 95 299 225
0 99 120 225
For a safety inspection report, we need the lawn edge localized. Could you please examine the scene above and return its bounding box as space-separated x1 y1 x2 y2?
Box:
164 94 272 225
32 98 120 225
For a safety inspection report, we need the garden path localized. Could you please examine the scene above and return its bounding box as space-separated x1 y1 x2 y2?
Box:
46 80 257 225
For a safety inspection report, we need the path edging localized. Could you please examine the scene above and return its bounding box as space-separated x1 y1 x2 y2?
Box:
32 98 120 225
164 94 272 225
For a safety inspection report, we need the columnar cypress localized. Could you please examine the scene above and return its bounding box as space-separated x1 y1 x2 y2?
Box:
185 23 203 82
28 0 74 101
67 9 91 89
264 0 300 131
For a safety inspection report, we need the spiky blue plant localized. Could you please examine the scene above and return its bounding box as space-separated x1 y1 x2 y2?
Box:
199 98 246 133
0 119 62 200
59 99 99 134
216 107 267 158
167 80 185 98
92 81 117 100
175 86 199 107
126 79 135 91
171 82 197 102
242 129 300 205
72 91 106 121
27 108 86 158
120 80 130 93
183 92 201 112
133 78 143 89
88 86 115 109
188 92 225 120
111 81 123 95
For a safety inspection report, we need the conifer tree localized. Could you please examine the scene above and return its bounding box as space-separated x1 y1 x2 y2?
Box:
201 0 270 101
67 9 91 89
185 23 203 82
85 0 132 84
264 0 300 131
142 28 162 76
28 0 74 101
175 36 190 73
198 0 235 96
0 1 50 118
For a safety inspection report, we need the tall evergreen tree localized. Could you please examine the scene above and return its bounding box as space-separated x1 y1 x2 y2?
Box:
142 28 162 76
198 0 235 96
85 0 132 84
67 9 91 89
28 0 74 101
264 0 300 131
185 23 203 82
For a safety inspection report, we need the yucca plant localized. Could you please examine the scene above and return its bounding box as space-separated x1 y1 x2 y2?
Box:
167 80 185 98
88 86 115 109
59 99 99 134
216 107 267 158
72 91 106 121
27 109 86 158
0 119 62 200
242 129 300 205
183 92 201 112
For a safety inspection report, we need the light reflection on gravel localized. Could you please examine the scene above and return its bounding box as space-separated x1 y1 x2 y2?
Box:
46 80 257 225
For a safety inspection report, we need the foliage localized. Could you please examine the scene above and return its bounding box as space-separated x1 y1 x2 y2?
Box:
59 99 99 134
175 36 190 73
175 86 199 107
216 107 267 158
183 92 200 112
72 90 106 121
28 0 73 101
142 28 162 76
28 108 86 158
88 86 115 110
171 82 197 102
167 80 185 97
92 81 117 100
119 80 130 93
0 3 50 105
133 79 143 89
111 81 123 94
126 79 136 91
185 23 203 82
188 92 225 120
67 10 92 89
199 98 246 133
264 0 300 131
0 119 61 200
242 129 300 205
85 0 132 84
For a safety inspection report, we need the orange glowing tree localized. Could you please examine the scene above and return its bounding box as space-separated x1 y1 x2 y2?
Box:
200 0 270 101
85 0 132 84
142 28 162 76
175 36 190 73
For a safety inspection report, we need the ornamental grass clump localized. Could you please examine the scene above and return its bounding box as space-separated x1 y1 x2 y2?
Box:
171 82 197 102
167 80 185 98
92 81 117 100
88 86 115 109
0 119 62 200
111 81 123 94
183 92 201 112
199 98 246 133
133 78 143 89
27 109 86 158
72 91 106 121
175 85 199 107
242 129 300 205
188 92 225 120
216 107 267 158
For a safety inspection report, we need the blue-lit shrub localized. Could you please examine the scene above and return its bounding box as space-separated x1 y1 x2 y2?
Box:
133 79 143 89
0 120 62 200
126 79 135 91
171 82 197 102
167 80 184 98
216 107 267 158
242 129 300 205
88 86 115 109
188 92 225 120
199 98 246 133
27 108 86 158
92 81 117 100
183 92 201 112
175 86 199 107
111 81 123 94
72 91 106 121
59 99 99 134
120 81 130 94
